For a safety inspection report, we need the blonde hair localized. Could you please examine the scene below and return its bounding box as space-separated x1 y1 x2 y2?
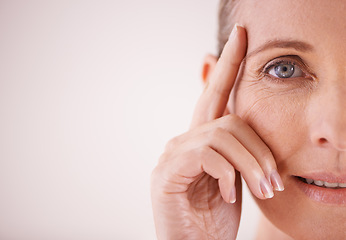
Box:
218 0 239 56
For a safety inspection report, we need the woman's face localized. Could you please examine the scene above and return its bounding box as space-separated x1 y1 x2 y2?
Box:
230 0 346 239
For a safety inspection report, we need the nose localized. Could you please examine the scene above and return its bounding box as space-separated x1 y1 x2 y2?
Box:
309 80 346 151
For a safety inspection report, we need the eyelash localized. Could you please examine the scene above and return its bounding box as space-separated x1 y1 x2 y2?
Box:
261 56 313 82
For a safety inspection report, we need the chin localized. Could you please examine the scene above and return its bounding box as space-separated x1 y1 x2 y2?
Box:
254 173 346 240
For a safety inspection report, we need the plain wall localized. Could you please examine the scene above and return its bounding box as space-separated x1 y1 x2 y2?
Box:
0 1 259 239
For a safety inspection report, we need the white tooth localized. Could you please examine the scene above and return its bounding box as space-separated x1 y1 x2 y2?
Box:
324 181 338 188
339 183 346 188
314 180 324 186
306 178 314 184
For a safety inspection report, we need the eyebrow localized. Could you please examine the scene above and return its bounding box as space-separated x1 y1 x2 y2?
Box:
244 40 315 61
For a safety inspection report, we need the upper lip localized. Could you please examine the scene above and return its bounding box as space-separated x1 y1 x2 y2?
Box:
295 172 346 183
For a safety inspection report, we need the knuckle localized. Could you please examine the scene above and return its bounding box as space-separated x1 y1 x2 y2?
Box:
151 164 165 187
193 146 211 163
224 113 239 121
158 151 169 164
209 127 225 140
222 114 243 131
196 145 210 157
209 84 231 98
229 60 241 69
228 114 243 128
260 148 275 163
223 169 235 180
249 155 260 169
165 136 180 150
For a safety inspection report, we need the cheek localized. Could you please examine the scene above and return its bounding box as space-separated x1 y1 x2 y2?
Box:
232 81 311 238
233 79 309 165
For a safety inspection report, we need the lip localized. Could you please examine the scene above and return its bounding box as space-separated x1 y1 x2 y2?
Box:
293 174 346 205
298 173 346 184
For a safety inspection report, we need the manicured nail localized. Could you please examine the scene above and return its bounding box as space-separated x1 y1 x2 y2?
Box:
270 170 285 191
230 186 236 204
260 177 274 199
229 23 239 40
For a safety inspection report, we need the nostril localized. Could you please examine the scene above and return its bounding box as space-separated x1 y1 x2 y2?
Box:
318 138 328 145
317 138 346 151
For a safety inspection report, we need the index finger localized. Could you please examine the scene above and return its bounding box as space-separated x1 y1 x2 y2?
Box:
190 24 247 128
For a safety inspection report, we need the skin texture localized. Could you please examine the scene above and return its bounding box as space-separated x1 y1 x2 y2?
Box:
228 0 346 239
151 0 346 239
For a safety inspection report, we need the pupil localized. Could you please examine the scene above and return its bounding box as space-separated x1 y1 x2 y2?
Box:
274 64 294 78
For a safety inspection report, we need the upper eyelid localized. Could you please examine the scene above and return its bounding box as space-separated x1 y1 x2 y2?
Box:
264 59 305 77
263 55 303 72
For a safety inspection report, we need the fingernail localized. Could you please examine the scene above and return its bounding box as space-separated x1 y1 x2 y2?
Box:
230 186 236 204
270 170 285 191
260 177 274 199
228 23 240 41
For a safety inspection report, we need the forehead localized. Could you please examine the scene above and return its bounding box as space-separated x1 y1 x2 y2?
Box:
237 0 346 57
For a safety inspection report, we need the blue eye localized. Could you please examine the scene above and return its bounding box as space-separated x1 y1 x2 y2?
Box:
267 62 304 79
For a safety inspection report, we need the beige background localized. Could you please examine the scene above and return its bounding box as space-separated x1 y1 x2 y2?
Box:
0 0 259 239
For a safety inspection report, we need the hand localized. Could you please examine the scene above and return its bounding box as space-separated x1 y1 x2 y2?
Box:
151 24 284 240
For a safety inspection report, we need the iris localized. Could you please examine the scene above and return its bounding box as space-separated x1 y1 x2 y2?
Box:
274 64 295 78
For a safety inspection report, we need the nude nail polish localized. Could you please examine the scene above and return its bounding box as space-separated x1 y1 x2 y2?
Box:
229 23 244 41
260 177 274 199
230 186 236 204
270 170 285 191
228 23 238 40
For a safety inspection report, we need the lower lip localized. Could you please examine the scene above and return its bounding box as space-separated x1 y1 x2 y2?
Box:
294 177 346 205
